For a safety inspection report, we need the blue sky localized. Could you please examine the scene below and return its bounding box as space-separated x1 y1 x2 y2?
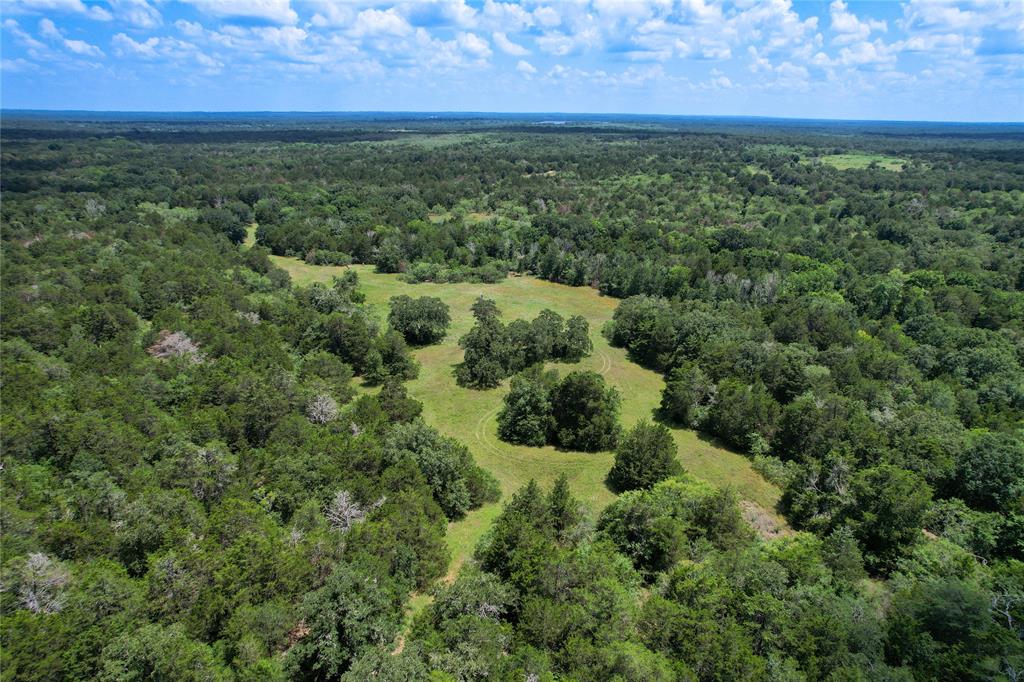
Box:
1 0 1021 121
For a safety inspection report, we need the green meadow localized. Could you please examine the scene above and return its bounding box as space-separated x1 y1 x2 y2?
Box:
819 153 907 171
259 234 785 577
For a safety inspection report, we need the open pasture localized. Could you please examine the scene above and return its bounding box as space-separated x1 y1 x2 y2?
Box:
267 248 784 574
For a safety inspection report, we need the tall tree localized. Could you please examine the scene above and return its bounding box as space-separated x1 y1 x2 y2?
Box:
608 421 683 492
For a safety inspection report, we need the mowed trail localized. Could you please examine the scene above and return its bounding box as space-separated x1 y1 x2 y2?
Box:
269 255 785 576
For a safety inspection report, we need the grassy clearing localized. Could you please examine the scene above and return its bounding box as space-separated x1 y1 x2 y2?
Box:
361 132 495 149
819 153 906 171
266 249 785 578
463 211 495 224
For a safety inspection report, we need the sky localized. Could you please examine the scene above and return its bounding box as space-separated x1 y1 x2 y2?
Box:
1 0 1021 121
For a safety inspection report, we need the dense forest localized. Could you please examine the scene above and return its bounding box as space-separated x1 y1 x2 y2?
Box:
2 115 1023 681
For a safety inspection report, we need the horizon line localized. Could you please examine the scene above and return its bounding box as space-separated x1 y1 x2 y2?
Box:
2 108 1022 126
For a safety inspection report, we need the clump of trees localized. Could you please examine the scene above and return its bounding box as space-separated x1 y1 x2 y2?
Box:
497 368 620 451
456 296 592 388
387 295 451 345
384 420 500 519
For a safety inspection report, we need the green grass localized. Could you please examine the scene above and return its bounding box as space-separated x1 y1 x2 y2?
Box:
819 153 906 171
359 132 496 149
267 253 786 578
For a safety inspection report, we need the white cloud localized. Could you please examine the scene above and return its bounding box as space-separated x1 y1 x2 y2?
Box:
62 37 104 57
493 31 528 56
707 68 732 89
901 0 987 33
38 16 105 57
457 32 491 58
113 32 159 58
2 57 40 72
5 0 111 21
481 1 534 32
109 29 224 74
536 26 600 57
748 46 810 89
701 42 731 60
351 8 412 37
539 61 671 89
180 0 298 26
593 0 671 23
3 18 47 52
836 38 898 67
901 32 979 57
516 58 536 74
534 6 561 28
252 25 309 53
38 17 61 40
830 0 886 45
677 0 721 25
307 1 355 28
175 20 204 37
108 0 161 29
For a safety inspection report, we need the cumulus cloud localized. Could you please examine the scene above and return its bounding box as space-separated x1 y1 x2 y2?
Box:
61 37 104 57
710 68 731 87
4 18 49 55
457 32 491 58
5 0 112 21
175 20 204 37
830 0 886 45
113 32 159 58
180 0 298 26
351 8 412 37
108 0 161 29
2 0 1020 117
836 38 899 67
493 31 529 56
38 17 104 57
533 6 561 28
481 1 534 32
38 17 61 40
307 1 355 28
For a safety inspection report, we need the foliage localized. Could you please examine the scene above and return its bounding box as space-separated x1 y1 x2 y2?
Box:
456 299 592 389
607 420 683 492
385 420 500 519
3 117 1023 680
388 295 451 345
547 370 619 451
497 368 555 447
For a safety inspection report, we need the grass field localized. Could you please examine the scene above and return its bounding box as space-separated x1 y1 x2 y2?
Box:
819 153 906 171
252 232 785 579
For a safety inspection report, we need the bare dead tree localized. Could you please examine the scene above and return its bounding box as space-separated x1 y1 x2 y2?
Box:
147 330 205 364
325 490 365 533
306 393 339 424
18 553 69 614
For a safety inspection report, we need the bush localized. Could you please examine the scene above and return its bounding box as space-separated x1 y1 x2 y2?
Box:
304 249 353 266
608 421 682 492
550 371 621 452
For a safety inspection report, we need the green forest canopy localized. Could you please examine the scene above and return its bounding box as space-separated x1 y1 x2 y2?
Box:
1 116 1022 680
